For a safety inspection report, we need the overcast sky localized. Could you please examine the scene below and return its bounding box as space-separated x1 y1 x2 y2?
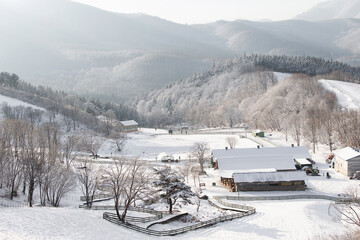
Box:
71 0 327 24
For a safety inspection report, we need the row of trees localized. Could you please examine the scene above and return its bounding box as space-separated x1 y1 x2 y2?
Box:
0 71 140 134
246 74 360 151
0 119 75 207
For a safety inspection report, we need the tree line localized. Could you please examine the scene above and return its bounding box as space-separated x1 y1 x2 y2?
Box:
0 72 140 134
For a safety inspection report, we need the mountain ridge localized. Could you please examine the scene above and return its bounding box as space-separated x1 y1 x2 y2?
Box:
1 0 360 99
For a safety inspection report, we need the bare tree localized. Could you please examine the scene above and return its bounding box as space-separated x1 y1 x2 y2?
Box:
177 162 192 183
330 185 360 227
120 158 150 222
102 157 150 222
191 142 210 174
289 114 302 146
61 135 80 169
226 136 238 149
47 165 76 207
103 158 127 221
80 135 103 159
23 123 47 207
109 131 127 152
303 106 321 153
75 158 102 208
319 107 335 152
103 110 117 136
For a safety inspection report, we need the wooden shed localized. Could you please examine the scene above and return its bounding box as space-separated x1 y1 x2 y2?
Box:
333 147 360 177
120 120 139 133
252 129 265 137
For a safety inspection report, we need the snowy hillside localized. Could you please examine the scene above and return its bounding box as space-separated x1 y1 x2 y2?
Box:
0 93 44 111
319 79 360 109
295 0 360 21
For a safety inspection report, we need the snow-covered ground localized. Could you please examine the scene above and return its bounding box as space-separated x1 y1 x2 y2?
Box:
319 79 360 109
98 128 258 160
1 127 356 240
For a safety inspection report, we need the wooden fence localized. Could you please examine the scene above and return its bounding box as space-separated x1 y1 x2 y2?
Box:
80 205 163 223
103 209 255 236
216 194 345 203
80 194 113 201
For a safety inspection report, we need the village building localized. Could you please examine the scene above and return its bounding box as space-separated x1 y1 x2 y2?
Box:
252 129 265 137
213 146 311 191
119 120 139 133
333 147 360 177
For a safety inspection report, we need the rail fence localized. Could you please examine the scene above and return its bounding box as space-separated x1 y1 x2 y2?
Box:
215 194 346 203
212 196 256 212
103 209 255 236
80 205 163 223
80 194 113 201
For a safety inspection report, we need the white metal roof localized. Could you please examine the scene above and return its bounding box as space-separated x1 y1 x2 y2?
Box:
295 158 312 165
212 146 311 160
217 155 297 171
120 120 138 126
233 171 306 183
333 147 360 161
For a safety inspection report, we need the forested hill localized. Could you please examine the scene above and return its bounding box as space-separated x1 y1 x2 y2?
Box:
135 54 360 128
0 72 139 134
245 55 360 81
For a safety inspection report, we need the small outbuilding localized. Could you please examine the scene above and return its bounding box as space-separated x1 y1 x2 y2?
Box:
294 158 313 170
158 152 175 163
120 120 138 133
252 130 265 137
333 147 360 177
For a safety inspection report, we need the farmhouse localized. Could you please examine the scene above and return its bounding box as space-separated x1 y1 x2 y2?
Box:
213 146 310 191
120 120 139 133
333 147 360 177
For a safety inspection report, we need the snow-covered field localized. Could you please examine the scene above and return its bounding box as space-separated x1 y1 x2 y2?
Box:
98 128 258 160
319 79 360 109
1 78 359 240
1 128 356 240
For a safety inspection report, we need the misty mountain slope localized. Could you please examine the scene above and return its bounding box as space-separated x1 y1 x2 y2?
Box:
1 0 360 99
295 0 360 21
0 0 229 98
198 19 358 58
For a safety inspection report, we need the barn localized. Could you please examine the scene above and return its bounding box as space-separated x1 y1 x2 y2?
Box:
120 120 139 133
333 147 360 177
213 146 310 191
233 169 306 191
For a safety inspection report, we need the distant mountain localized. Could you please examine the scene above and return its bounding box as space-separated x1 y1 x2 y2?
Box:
0 0 229 98
295 0 360 21
198 18 360 66
1 0 360 99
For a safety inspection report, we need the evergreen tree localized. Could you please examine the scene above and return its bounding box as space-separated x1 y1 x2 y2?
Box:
153 167 194 214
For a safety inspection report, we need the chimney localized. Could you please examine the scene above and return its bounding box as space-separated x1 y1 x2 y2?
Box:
225 147 228 150
291 144 294 147
257 145 260 149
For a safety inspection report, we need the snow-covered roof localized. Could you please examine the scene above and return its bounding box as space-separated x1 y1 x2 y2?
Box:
213 146 311 160
217 155 297 171
295 158 312 165
233 171 306 183
120 120 138 126
333 147 360 161
219 168 277 178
